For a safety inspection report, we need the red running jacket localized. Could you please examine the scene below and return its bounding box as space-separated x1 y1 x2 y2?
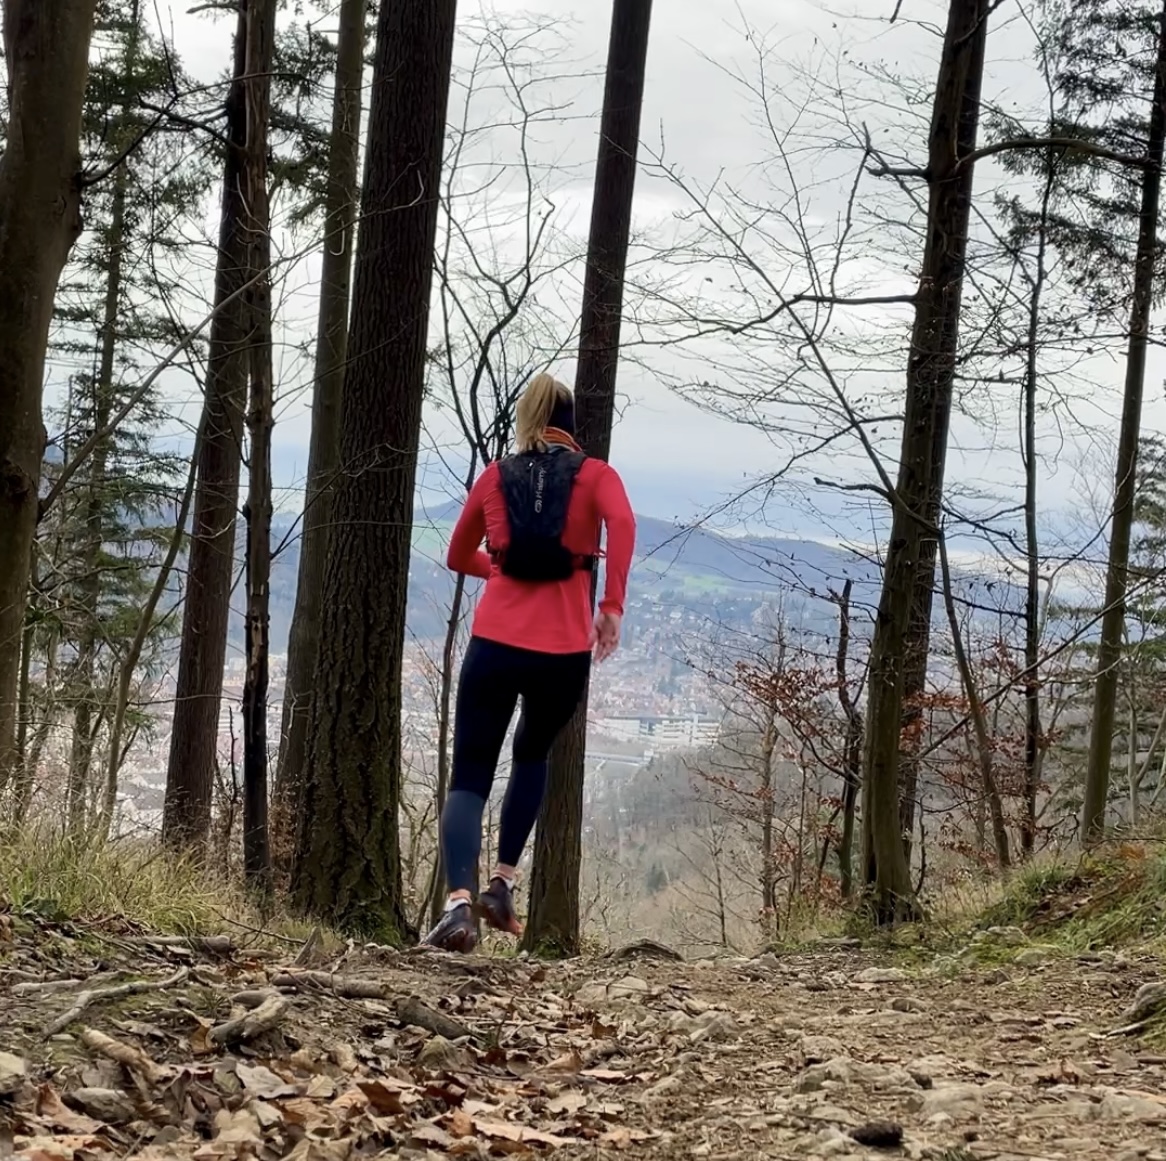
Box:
446 454 636 655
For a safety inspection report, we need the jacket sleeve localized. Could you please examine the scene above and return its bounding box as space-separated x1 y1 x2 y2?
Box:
446 470 494 580
594 464 636 616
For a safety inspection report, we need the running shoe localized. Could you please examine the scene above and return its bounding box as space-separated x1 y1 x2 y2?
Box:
422 902 477 952
476 877 523 935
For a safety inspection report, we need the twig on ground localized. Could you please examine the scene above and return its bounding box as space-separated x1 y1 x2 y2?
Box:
80 1028 168 1086
210 993 289 1045
132 934 236 956
396 996 476 1042
270 969 389 1000
215 914 303 947
43 968 190 1037
294 925 322 965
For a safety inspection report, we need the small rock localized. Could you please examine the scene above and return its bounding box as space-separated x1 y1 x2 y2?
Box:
574 982 610 1006
755 952 781 970
0 1051 27 1096
1015 945 1057 967
1124 981 1166 1024
853 967 910 985
916 1082 985 1117
66 1088 135 1124
985 925 1029 945
795 1057 855 1093
1100 1091 1166 1122
850 1121 903 1148
800 1035 848 1064
689 1012 738 1044
608 976 649 1000
417 1035 470 1071
890 995 928 1013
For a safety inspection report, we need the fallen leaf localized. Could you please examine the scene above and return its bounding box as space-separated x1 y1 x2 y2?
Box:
236 1062 296 1098
411 1122 454 1149
547 1050 583 1073
591 1019 617 1039
447 1108 474 1137
546 1090 587 1116
356 1079 414 1115
304 1074 336 1100
36 1084 103 1134
599 1127 660 1149
580 1069 632 1084
472 1118 578 1148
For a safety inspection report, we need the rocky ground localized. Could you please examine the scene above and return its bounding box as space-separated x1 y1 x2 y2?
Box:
3 912 1166 1161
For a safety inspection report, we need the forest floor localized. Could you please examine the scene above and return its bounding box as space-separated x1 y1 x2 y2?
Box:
5 893 1166 1161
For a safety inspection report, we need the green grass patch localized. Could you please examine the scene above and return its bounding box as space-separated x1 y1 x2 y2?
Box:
0 828 317 942
978 842 1166 952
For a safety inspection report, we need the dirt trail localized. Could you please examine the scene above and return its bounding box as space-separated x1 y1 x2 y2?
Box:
3 914 1166 1160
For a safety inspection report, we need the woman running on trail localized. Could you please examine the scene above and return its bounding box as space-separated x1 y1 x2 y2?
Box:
424 372 636 952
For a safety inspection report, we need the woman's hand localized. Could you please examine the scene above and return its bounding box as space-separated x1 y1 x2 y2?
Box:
591 611 622 663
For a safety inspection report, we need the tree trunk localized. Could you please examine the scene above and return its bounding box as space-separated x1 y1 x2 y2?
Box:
427 569 467 928
240 0 277 893
67 149 131 838
0 0 99 784
759 715 778 939
290 0 458 940
1081 0 1166 844
273 0 366 874
860 0 991 924
938 528 1010 869
522 0 654 958
1020 159 1055 859
161 6 256 851
834 580 863 898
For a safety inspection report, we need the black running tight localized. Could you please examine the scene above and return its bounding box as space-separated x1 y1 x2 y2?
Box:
440 636 591 893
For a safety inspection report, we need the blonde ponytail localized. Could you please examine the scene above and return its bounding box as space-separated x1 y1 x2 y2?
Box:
514 372 572 454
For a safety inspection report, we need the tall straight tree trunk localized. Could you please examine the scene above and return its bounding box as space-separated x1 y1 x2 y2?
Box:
67 145 132 837
273 0 367 873
938 530 1011 868
1021 161 1055 859
240 0 277 892
861 0 990 923
1081 1 1166 844
522 0 653 958
290 0 458 939
0 0 100 786
834 580 863 898
161 6 256 851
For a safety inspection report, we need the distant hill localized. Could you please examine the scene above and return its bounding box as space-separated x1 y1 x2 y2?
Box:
241 501 894 655
233 498 1026 656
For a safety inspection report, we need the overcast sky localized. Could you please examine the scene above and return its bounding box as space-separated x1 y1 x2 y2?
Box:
99 0 1166 548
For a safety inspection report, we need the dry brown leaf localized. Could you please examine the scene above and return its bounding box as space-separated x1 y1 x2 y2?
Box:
447 1108 474 1138
410 1122 454 1149
547 1050 583 1074
188 1017 215 1057
546 1090 587 1116
304 1074 336 1099
472 1118 577 1148
579 1069 631 1084
356 1079 413 1114
277 1096 333 1131
598 1127 659 1149
16 1135 114 1160
236 1062 297 1098
35 1084 103 1135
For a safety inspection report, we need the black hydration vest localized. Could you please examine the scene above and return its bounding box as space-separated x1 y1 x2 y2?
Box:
491 447 596 582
